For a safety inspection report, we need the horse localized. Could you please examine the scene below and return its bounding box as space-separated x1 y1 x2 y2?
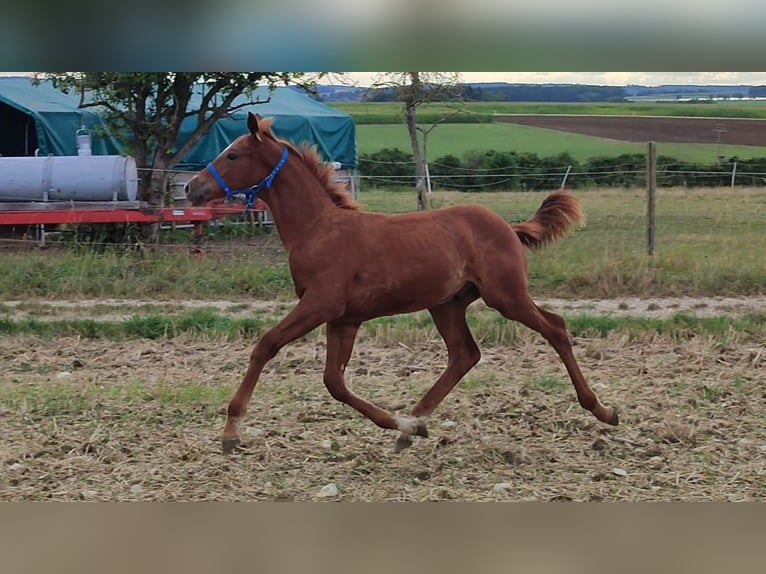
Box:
185 112 619 454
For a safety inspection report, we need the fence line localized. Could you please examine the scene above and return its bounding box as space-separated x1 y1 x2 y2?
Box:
133 163 765 192
358 163 759 191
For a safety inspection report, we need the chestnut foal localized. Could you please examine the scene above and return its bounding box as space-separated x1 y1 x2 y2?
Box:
185 112 618 454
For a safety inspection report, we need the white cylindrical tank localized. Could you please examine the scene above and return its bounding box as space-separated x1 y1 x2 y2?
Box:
0 155 138 202
76 128 92 156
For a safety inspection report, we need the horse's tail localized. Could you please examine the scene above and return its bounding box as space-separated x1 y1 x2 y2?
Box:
511 190 585 250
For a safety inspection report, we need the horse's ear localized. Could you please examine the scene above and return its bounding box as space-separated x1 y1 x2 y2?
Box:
247 112 263 142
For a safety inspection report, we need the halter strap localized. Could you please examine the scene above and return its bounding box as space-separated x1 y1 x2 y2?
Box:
206 147 289 213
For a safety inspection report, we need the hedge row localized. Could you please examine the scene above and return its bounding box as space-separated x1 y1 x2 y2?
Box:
359 148 766 191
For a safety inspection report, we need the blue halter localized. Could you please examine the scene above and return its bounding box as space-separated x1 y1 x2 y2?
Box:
206 147 289 214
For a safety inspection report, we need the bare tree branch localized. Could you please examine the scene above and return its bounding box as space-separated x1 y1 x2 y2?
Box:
366 73 465 210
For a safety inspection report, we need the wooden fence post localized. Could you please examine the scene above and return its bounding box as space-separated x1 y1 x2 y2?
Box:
560 165 572 189
646 141 657 256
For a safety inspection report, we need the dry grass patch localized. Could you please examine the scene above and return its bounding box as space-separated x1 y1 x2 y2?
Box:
2 332 764 501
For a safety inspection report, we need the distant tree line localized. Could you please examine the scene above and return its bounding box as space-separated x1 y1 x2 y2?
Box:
365 84 629 103
359 148 766 191
327 84 766 104
460 84 628 103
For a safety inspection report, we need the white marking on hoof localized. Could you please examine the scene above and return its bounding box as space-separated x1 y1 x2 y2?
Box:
395 415 427 436
395 415 418 435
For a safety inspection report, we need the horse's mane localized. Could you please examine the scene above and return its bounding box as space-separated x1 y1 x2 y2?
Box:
260 117 359 211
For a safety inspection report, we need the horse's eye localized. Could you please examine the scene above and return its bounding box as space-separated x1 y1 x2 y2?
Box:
226 152 237 161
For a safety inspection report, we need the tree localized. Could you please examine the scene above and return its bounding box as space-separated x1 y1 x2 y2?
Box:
37 72 327 238
367 73 463 211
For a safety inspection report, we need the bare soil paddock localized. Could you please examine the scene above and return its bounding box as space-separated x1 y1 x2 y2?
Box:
2 299 765 501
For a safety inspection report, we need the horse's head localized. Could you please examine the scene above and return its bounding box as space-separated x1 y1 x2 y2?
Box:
185 112 286 206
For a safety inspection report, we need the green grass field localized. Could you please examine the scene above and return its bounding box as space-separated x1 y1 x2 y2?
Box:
355 123 766 164
332 101 766 123
336 101 766 164
1 187 764 300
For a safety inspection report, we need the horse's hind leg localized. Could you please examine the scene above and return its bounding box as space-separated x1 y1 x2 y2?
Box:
323 321 424 437
395 296 481 452
222 296 332 453
486 293 618 426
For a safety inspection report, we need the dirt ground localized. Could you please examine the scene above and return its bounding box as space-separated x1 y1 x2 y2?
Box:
1 297 765 501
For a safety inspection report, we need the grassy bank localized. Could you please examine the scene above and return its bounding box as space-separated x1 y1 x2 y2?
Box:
1 308 764 345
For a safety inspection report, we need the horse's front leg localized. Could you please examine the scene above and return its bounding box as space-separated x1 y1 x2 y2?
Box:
222 296 337 454
323 321 428 438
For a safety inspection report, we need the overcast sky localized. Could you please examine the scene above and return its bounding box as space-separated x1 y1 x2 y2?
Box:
339 72 766 87
5 72 766 87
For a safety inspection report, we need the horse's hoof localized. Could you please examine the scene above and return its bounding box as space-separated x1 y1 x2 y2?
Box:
394 434 413 453
222 437 241 454
415 419 429 438
607 406 619 426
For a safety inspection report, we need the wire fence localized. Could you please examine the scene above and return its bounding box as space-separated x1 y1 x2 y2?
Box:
355 149 766 274
3 157 765 267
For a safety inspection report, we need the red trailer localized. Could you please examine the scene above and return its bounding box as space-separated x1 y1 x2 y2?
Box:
0 198 268 252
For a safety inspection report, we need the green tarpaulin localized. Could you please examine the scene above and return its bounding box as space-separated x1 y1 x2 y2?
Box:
175 85 357 169
0 77 357 169
0 76 122 157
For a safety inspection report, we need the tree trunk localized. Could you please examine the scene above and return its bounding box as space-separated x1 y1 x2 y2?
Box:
141 164 170 243
405 102 427 211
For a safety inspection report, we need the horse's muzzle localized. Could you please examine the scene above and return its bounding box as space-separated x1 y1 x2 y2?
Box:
184 179 208 206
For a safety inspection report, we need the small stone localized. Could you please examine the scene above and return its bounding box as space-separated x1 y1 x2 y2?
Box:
492 482 512 493
321 439 333 449
317 483 338 498
612 467 628 477
9 462 25 472
648 456 664 467
440 420 457 428
55 371 72 380
130 484 144 495
82 489 98 499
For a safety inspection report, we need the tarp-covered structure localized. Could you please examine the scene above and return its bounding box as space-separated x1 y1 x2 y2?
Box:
0 77 357 169
175 85 357 170
0 76 122 157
